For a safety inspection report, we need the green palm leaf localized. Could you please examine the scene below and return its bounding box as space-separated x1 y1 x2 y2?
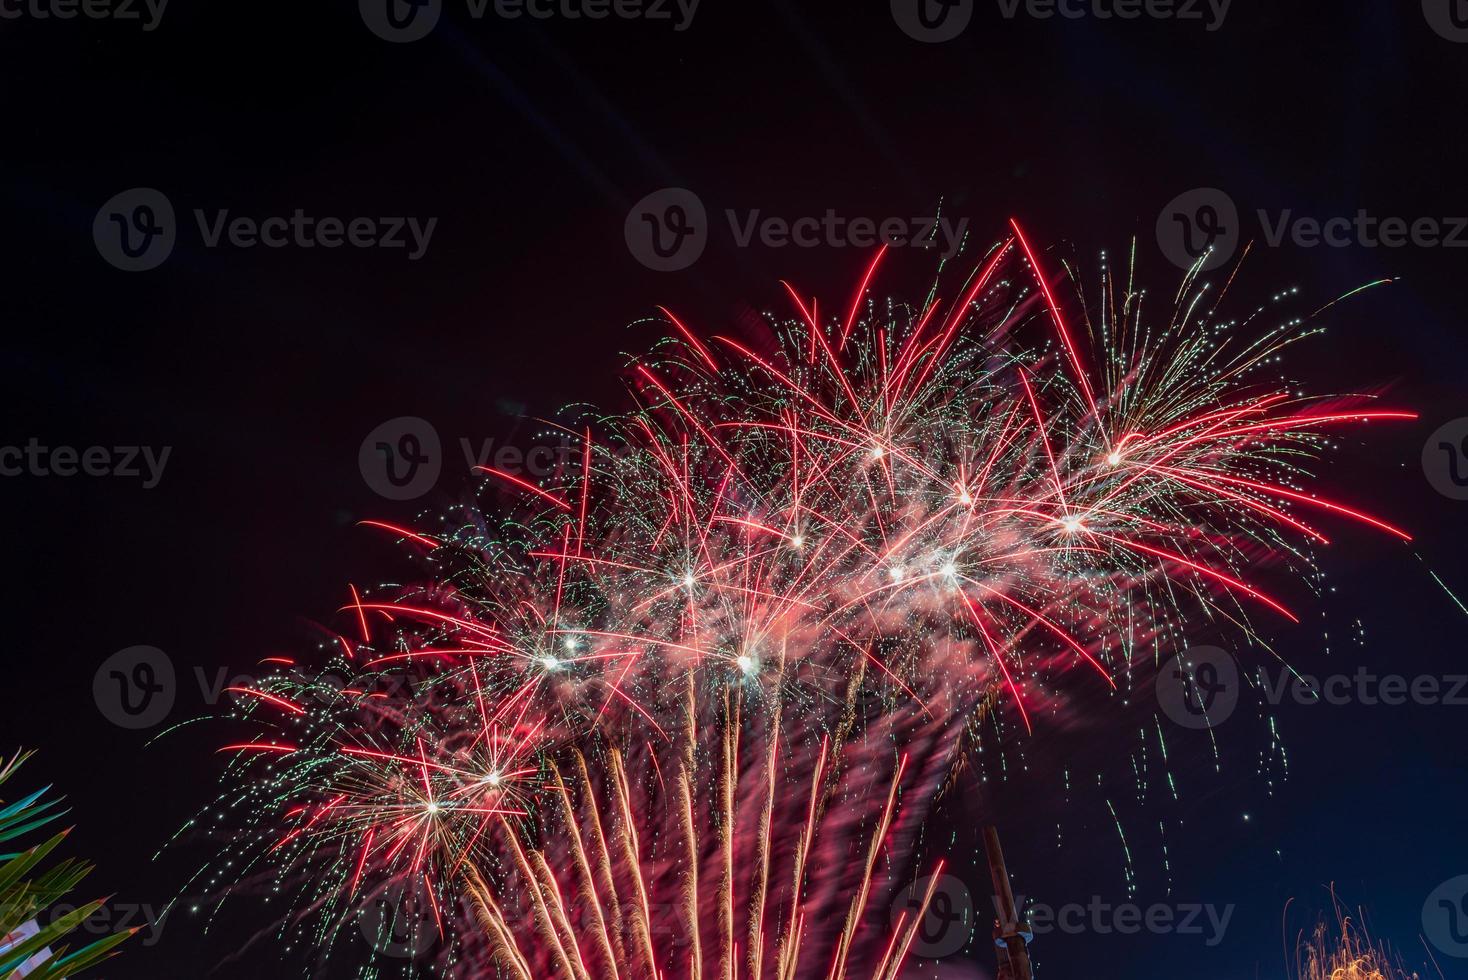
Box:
0 750 131 978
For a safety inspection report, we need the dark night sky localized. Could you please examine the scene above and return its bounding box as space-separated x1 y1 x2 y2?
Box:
2 1 1466 977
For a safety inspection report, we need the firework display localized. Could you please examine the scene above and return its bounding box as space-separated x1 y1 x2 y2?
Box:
1296 909 1418 980
192 223 1412 977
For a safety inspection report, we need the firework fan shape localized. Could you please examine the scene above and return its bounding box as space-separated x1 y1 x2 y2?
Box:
461 683 962 979
192 221 1412 978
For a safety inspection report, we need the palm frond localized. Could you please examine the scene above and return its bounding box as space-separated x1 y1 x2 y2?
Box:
0 750 130 978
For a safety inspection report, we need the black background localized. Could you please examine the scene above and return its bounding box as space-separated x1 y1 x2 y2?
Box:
2 1 1466 977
